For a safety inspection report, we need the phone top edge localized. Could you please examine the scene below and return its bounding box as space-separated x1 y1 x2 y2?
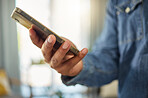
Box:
15 7 64 43
11 7 17 18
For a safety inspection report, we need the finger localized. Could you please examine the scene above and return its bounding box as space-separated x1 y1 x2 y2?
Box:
64 48 88 66
41 35 56 63
50 41 71 68
29 28 44 48
56 48 88 76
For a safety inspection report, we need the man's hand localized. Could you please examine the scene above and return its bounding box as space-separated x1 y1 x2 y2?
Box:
29 26 88 76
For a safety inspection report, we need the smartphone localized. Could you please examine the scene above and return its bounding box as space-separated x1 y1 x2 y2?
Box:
11 7 79 55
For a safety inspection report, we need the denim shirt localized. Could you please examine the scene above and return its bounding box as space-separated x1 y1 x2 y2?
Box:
61 0 148 97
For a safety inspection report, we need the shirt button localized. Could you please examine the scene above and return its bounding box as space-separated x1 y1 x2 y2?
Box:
125 7 130 13
116 11 120 15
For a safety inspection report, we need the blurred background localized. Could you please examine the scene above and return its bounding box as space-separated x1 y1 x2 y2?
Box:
0 0 118 98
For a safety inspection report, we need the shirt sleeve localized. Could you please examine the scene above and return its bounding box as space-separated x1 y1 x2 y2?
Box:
61 0 119 87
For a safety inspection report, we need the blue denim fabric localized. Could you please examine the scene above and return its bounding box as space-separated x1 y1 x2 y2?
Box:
61 0 148 97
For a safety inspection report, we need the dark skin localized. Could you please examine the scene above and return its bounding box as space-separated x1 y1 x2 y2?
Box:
29 26 88 76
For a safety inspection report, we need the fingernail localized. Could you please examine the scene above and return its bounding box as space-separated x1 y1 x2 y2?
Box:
47 36 53 43
82 49 87 55
62 42 70 49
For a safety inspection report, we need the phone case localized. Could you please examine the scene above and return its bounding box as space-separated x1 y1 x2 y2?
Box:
11 7 79 55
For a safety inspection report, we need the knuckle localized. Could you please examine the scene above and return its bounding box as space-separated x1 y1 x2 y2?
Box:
49 62 54 68
42 51 46 57
51 58 59 65
41 45 52 60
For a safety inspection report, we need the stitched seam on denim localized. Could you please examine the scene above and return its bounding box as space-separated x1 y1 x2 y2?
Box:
132 0 142 5
116 0 120 77
131 0 142 10
119 35 143 45
119 1 144 45
140 0 144 40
